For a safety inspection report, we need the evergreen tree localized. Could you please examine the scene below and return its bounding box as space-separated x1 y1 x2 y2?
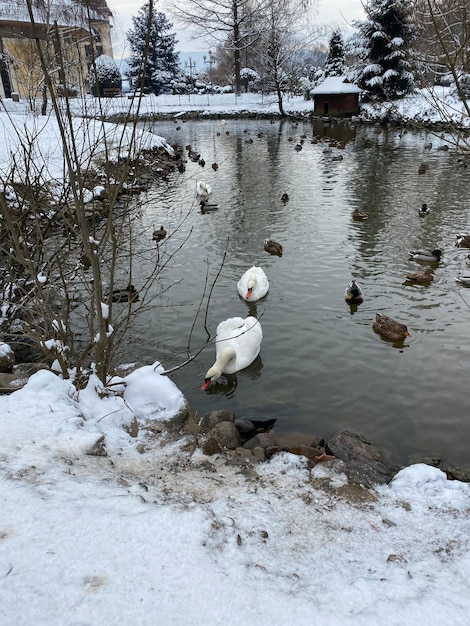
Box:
352 0 415 100
127 2 179 95
324 29 346 78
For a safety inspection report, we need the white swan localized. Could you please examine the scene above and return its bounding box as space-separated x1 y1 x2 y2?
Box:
196 180 212 204
237 266 269 301
201 316 263 390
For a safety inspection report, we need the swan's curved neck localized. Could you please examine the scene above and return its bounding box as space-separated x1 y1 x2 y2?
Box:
205 346 236 382
215 346 236 369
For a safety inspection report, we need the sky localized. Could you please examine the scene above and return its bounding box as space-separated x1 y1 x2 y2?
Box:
1 93 470 625
108 0 366 59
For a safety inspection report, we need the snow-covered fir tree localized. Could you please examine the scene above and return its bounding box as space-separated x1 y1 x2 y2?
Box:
88 55 122 96
324 29 346 77
127 2 179 95
351 0 415 100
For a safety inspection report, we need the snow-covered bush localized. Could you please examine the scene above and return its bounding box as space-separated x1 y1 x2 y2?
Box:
88 55 122 97
240 67 260 92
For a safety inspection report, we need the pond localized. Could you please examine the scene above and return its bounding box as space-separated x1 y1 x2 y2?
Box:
117 116 470 468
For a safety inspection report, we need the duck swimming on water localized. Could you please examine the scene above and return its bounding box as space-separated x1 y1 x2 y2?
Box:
352 208 368 221
344 280 364 304
373 313 410 342
111 284 139 303
456 233 470 248
409 249 442 262
264 239 283 257
405 267 434 284
152 226 167 242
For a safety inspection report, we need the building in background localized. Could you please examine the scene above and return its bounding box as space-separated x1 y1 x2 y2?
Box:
311 76 362 116
0 0 114 99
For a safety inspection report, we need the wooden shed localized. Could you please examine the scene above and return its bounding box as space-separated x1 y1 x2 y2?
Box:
311 77 362 116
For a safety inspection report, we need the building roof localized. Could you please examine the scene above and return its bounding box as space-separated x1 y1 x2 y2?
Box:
311 76 362 95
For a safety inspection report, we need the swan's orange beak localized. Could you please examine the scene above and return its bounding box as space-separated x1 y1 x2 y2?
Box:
246 288 253 299
201 378 211 391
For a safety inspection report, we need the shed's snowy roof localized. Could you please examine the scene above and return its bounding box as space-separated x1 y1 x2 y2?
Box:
312 76 362 95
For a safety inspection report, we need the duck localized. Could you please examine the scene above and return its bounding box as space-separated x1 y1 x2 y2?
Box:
152 225 167 242
281 193 289 203
405 267 434 284
455 274 470 287
188 148 200 162
201 316 263 390
352 208 368 221
455 233 470 248
344 279 364 304
264 239 283 257
111 284 139 303
196 180 212 204
419 203 430 217
237 266 269 301
234 418 277 444
409 248 442 262
373 313 410 342
200 201 218 212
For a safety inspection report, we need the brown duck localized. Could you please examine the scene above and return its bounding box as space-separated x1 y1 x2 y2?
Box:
152 226 167 242
352 208 368 221
373 313 410 342
405 268 434 284
264 239 283 257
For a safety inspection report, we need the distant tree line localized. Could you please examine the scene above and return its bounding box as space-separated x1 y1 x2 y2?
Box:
122 0 470 112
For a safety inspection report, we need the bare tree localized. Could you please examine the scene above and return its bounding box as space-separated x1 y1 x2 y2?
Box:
170 0 266 93
254 0 322 115
413 1 470 104
0 0 195 387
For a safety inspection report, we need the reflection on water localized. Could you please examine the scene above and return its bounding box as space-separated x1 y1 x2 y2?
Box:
117 117 470 468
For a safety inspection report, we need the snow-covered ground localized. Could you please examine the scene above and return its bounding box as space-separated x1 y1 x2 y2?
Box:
1 368 470 625
1 91 470 625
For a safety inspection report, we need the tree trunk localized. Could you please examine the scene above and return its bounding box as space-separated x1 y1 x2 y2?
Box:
233 1 241 94
41 84 47 115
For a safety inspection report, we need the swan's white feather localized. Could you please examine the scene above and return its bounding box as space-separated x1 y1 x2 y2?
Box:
203 316 263 386
237 266 269 301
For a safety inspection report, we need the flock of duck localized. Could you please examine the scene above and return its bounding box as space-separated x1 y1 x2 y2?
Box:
347 201 470 342
115 174 470 386
199 185 445 387
151 180 470 385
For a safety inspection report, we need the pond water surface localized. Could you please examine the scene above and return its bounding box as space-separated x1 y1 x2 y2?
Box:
117 117 470 468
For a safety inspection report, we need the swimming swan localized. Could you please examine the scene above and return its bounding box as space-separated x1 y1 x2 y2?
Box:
196 180 212 204
201 316 263 390
237 266 269 301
